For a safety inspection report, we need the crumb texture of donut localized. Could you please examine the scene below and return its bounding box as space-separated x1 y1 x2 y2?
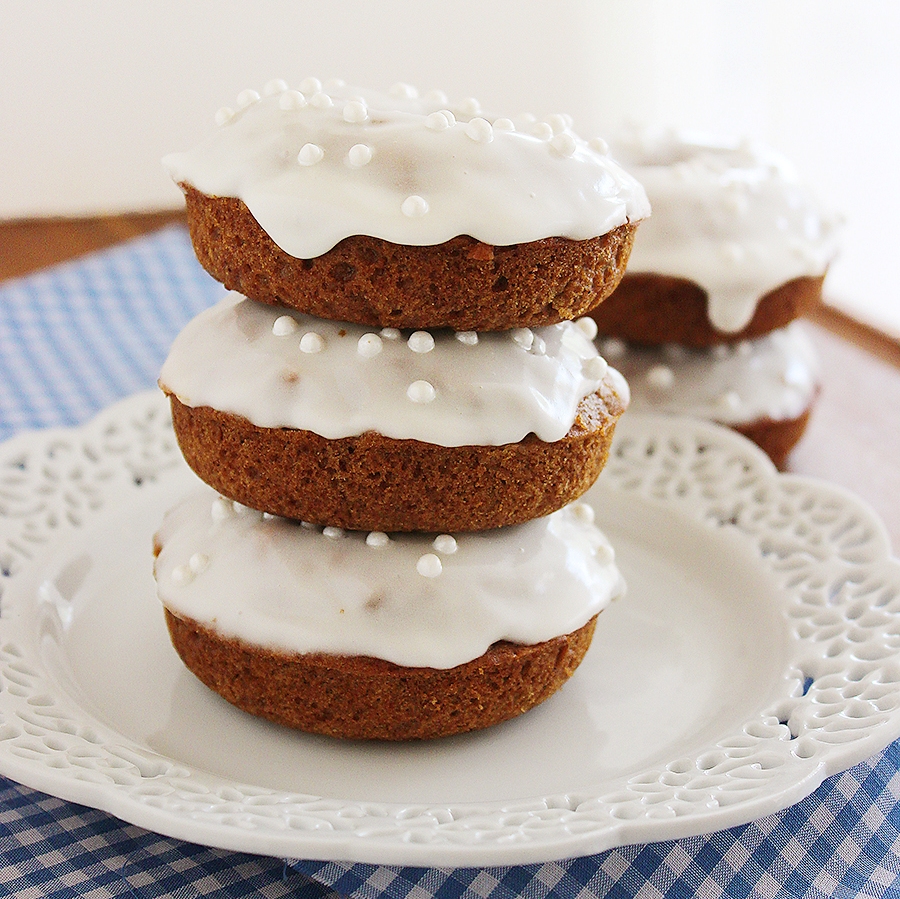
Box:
590 272 825 347
183 185 637 331
166 386 625 532
164 610 598 740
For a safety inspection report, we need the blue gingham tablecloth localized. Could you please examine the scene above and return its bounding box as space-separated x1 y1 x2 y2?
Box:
1 225 900 898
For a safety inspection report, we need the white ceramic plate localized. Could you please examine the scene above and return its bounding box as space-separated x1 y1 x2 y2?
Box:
1 392 899 866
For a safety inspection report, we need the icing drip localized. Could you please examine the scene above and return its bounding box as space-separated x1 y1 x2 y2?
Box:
608 127 840 332
598 322 819 425
154 488 624 668
160 293 624 446
162 80 650 259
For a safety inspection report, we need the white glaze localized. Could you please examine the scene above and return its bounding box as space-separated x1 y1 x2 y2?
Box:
608 127 840 332
598 322 819 425
162 81 650 259
154 487 624 668
160 293 626 446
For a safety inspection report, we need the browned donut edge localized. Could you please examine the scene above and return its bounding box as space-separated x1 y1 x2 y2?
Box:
732 403 815 470
589 272 825 347
163 608 599 740
180 184 639 331
163 384 626 532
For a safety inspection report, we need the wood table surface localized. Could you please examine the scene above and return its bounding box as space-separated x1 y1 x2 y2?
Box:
2 212 899 550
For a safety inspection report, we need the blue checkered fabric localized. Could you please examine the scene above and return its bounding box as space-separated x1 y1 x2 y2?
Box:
1 227 899 897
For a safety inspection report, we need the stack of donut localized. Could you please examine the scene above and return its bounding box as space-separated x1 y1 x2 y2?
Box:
589 128 840 467
152 78 650 740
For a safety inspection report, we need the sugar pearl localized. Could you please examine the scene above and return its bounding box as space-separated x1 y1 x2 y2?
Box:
347 144 373 167
455 331 478 346
547 114 569 135
571 502 595 525
298 143 324 166
264 78 288 95
532 122 554 140
590 137 610 155
465 117 493 143
575 316 598 340
172 564 193 585
601 337 627 360
595 541 616 565
401 195 429 217
511 328 534 350
357 333 383 357
366 531 390 547
407 331 435 353
424 89 448 105
211 496 232 522
299 77 322 93
439 109 457 126
232 501 254 515
531 335 546 355
493 118 515 131
189 553 209 574
718 390 741 410
551 133 577 157
407 380 436 403
272 315 298 336
417 553 443 578
432 534 457 554
390 82 419 99
646 365 675 390
236 89 260 108
343 100 368 123
323 526 345 539
456 97 481 116
214 106 235 126
583 356 609 380
380 327 401 340
310 92 333 109
300 331 325 353
425 111 452 131
279 90 307 110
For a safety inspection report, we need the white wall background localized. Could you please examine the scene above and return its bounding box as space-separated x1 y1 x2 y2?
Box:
1 1 898 335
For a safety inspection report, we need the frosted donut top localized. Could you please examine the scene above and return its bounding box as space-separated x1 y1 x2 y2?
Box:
162 78 650 258
598 321 819 425
154 486 624 668
608 127 840 332
159 293 627 446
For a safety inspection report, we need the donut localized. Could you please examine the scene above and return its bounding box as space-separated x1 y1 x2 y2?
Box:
154 487 624 740
163 80 649 331
160 293 629 532
598 322 820 467
590 128 840 345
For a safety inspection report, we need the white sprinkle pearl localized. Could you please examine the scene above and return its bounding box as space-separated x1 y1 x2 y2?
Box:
232 501 254 515
455 331 478 346
425 111 452 131
595 541 615 564
718 391 741 411
264 78 288 95
299 77 322 93
189 553 209 574
343 145 371 169
172 564 193 585
214 106 235 126
236 89 260 108
279 90 307 110
571 502 596 525
432 534 458 554
532 122 554 140
547 114 569 134
272 315 298 336
323 526 345 539
380 327 401 340
357 333 383 357
300 521 319 530
511 328 534 350
366 531 390 547
407 331 435 353
601 337 627 360
417 553 443 578
575 316 598 340
551 133 577 157
439 109 457 126
310 92 333 109
211 496 232 522
424 88 448 104
493 118 515 131
401 195 429 217
298 143 324 166
590 137 610 155
407 380 436 403
343 100 368 123
390 82 419 99
583 356 609 380
465 117 493 143
531 335 546 355
457 97 481 116
300 331 325 353
647 365 675 390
